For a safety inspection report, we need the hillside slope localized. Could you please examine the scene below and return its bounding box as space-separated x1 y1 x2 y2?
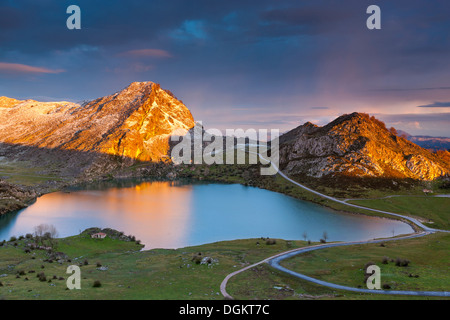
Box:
0 82 195 177
279 112 450 180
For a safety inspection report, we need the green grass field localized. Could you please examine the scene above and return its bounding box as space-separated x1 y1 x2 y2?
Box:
279 232 450 292
0 232 305 300
0 160 63 186
349 196 450 230
227 233 450 300
1 231 448 300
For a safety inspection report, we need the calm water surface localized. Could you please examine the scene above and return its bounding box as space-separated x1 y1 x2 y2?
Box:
0 180 414 249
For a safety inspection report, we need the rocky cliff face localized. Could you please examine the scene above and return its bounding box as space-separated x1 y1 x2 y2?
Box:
0 180 37 215
279 112 450 180
0 82 195 177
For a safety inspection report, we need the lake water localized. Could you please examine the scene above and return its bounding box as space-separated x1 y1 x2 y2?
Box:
0 179 414 249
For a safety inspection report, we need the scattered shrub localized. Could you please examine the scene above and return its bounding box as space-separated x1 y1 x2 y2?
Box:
192 255 202 265
93 280 102 288
83 259 89 266
395 258 410 267
37 272 46 282
389 127 398 135
319 239 326 243
25 233 33 239
382 283 391 290
370 115 387 130
96 262 102 268
9 236 17 242
382 256 389 264
364 262 376 277
18 235 24 240
265 239 276 245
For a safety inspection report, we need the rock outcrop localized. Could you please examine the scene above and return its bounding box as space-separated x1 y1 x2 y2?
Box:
0 82 195 177
0 180 37 215
279 112 450 180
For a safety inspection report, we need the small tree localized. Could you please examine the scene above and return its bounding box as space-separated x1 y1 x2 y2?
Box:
322 231 329 243
302 231 308 242
389 127 398 135
33 224 59 249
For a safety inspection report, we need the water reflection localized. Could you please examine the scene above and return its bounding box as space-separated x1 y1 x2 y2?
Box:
0 180 414 249
0 180 193 249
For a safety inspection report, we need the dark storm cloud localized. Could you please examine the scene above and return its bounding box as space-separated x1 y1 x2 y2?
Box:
0 6 23 28
260 5 355 35
417 102 450 108
0 0 449 136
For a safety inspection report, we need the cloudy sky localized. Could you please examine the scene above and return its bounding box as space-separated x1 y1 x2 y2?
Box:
1 0 450 136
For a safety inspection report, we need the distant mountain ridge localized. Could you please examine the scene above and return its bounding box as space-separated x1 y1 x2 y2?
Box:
279 112 450 180
396 130 450 151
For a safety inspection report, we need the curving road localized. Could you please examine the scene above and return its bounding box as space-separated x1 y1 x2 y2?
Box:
220 146 450 299
221 231 450 298
267 232 450 297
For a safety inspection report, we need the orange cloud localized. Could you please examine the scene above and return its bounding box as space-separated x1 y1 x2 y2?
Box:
0 62 64 74
120 48 172 58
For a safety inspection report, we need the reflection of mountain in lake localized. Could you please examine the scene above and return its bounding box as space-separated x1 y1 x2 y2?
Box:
0 181 414 249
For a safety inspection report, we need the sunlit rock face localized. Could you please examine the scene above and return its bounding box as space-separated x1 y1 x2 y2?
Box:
0 82 195 177
279 112 450 180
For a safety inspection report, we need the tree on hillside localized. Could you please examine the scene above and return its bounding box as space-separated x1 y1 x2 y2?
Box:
389 127 398 135
34 224 59 249
322 231 329 243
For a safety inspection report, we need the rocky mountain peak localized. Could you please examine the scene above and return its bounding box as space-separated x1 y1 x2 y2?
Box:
0 81 195 177
279 113 450 180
